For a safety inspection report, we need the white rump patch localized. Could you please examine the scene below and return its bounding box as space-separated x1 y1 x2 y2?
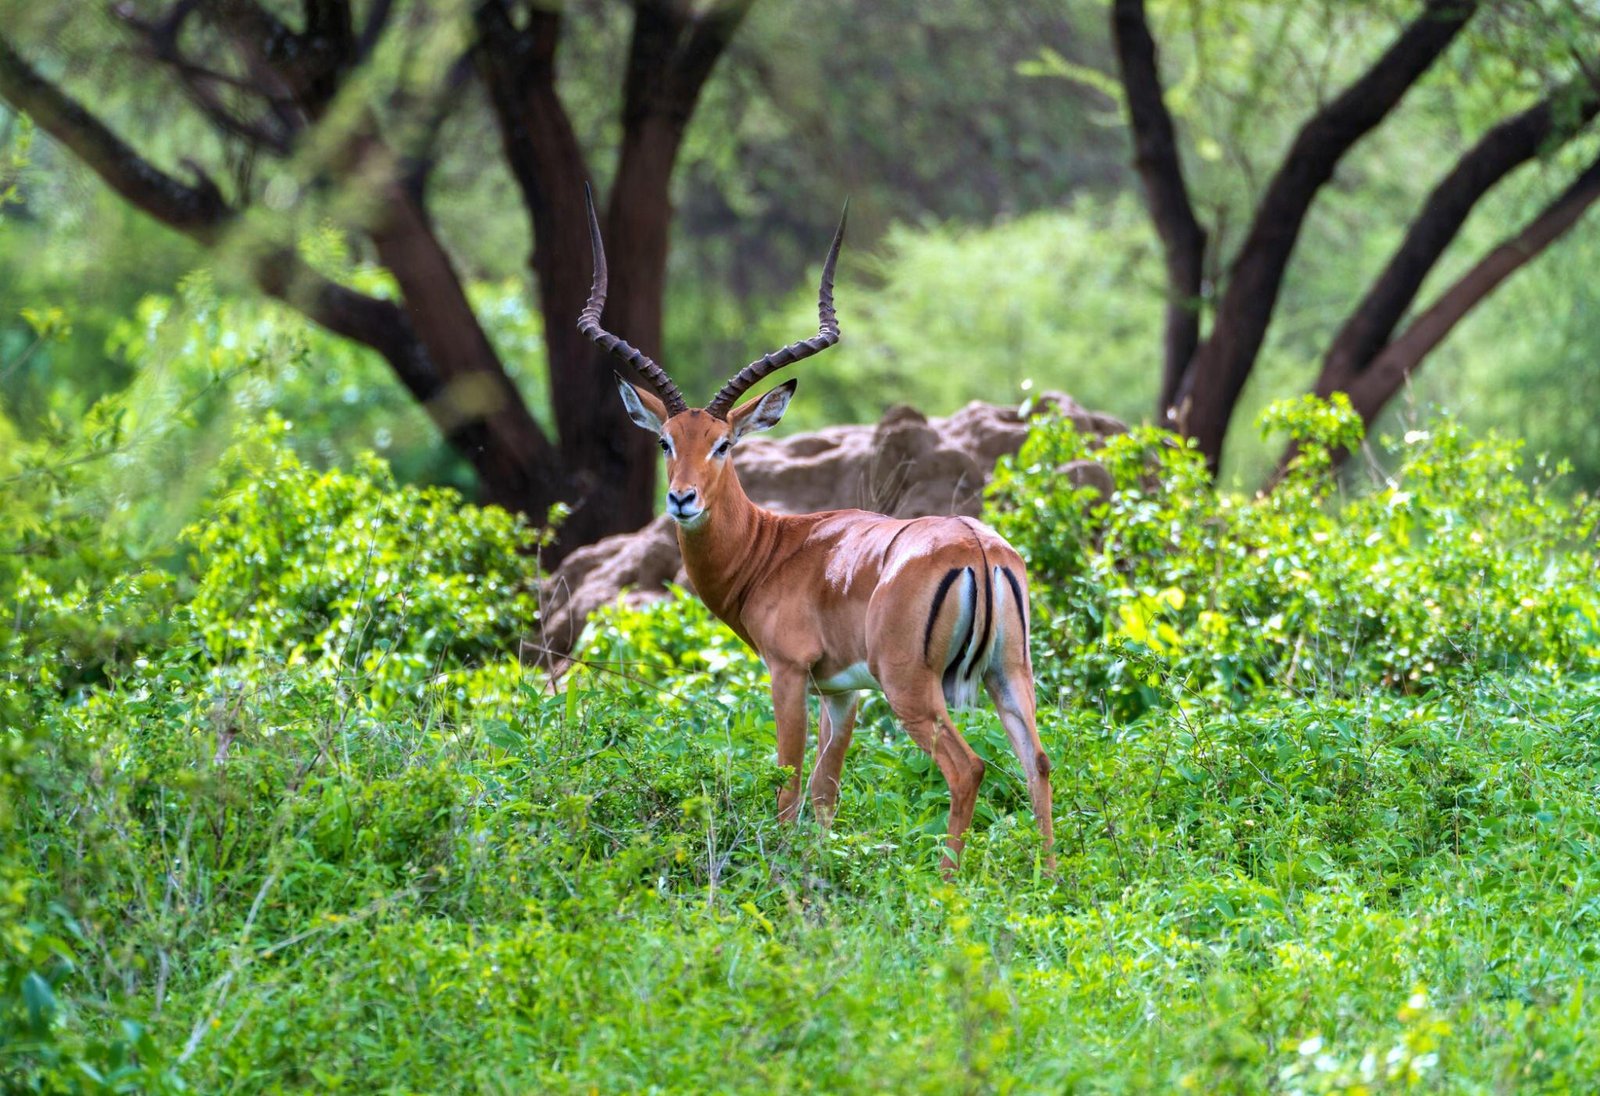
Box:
942 568 980 710
986 564 1007 666
813 662 880 694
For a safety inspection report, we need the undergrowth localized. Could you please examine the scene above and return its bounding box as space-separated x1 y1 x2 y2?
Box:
4 397 1599 1092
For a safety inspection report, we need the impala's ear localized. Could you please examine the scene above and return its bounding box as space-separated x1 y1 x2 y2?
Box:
615 374 668 433
729 379 797 441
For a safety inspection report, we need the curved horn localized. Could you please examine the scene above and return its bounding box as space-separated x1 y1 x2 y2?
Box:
705 203 847 419
577 183 688 417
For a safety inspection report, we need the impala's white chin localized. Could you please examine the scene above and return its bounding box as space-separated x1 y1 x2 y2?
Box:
669 506 707 529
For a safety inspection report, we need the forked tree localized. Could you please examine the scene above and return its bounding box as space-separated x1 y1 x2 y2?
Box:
581 191 1054 873
0 1 753 559
1109 0 1600 476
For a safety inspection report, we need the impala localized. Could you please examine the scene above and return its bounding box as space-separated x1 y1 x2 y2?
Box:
579 193 1054 872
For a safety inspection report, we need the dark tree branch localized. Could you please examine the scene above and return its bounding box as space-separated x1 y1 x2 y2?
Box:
294 0 356 109
355 0 395 62
1344 152 1600 425
1270 150 1600 487
0 34 231 237
1111 0 1208 426
203 0 348 123
192 2 310 137
474 1 568 228
251 247 440 401
624 0 754 126
1177 0 1479 470
0 28 570 531
670 0 757 108
114 2 296 155
8 0 753 555
302 0 355 54
0 45 439 396
396 48 476 199
1317 77 1600 396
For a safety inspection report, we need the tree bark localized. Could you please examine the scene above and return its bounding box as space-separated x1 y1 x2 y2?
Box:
1316 81 1600 398
0 31 572 539
364 175 568 517
0 35 230 239
476 0 751 549
1343 153 1600 426
1110 0 1207 424
1174 0 1478 471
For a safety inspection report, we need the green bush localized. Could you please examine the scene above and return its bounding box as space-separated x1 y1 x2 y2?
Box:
182 421 543 707
988 395 1600 719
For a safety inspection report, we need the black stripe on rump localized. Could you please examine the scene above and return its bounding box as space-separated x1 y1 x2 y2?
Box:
960 553 993 681
942 567 976 693
923 567 963 662
1001 566 1028 648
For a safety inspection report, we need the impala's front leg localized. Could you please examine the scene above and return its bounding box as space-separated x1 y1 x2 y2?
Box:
769 664 811 822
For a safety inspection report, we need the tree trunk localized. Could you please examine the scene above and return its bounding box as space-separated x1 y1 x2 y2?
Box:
1343 153 1600 426
5 2 753 560
1110 0 1207 424
366 181 568 519
1172 0 1478 471
1315 83 1600 398
476 0 751 550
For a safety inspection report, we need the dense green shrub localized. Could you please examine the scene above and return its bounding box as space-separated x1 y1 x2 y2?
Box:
989 395 1600 719
181 421 543 706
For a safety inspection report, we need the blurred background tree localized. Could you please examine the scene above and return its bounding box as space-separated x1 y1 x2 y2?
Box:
3 0 1600 551
1103 0 1600 477
0 0 758 559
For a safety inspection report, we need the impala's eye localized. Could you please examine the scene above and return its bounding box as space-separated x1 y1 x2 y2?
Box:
658 437 671 455
712 438 732 458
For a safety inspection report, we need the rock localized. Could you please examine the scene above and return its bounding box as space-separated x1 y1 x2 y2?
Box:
536 392 1124 661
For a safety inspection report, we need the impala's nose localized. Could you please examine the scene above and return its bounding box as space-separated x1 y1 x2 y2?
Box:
666 487 702 521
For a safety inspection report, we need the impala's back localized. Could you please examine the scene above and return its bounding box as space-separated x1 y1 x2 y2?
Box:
736 510 1031 713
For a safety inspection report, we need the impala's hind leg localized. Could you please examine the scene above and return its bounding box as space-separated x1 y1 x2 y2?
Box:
881 672 984 875
985 670 1055 871
809 691 860 826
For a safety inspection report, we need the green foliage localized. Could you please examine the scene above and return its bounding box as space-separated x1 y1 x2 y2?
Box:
0 111 30 239
989 398 1600 719
100 268 550 494
9 380 1600 1092
182 420 542 706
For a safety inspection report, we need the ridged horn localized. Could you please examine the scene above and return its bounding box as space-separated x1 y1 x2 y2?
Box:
704 202 847 419
577 183 688 417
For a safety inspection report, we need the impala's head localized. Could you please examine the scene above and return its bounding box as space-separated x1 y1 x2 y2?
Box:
612 380 796 527
578 185 845 528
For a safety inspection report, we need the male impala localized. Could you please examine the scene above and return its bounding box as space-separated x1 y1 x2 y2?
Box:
579 194 1053 872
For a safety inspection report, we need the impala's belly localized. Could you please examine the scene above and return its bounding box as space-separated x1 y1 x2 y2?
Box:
811 661 880 694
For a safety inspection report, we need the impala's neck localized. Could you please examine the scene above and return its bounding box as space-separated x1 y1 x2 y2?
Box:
675 466 777 637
